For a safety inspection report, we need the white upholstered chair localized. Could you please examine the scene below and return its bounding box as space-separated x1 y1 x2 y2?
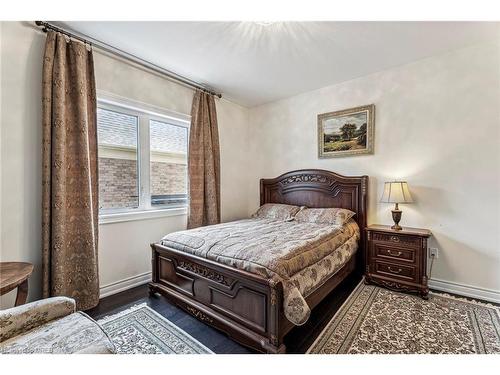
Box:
0 296 115 354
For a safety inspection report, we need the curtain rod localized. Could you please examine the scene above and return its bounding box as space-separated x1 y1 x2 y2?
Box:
35 21 222 98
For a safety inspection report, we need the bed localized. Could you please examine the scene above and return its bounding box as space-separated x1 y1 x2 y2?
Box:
149 169 368 353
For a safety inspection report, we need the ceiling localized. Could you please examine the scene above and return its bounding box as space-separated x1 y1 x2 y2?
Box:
61 22 498 107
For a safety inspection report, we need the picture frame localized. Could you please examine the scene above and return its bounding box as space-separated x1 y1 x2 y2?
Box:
318 104 375 158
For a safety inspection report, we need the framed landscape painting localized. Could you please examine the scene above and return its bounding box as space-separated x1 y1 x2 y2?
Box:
318 104 375 158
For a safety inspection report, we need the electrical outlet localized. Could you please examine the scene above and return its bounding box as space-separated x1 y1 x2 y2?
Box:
429 248 439 259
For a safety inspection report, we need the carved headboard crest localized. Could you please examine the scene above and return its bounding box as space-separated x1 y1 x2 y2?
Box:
280 173 330 185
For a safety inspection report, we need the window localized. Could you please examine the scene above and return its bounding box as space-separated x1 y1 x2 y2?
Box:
149 120 188 207
97 95 190 218
97 108 139 210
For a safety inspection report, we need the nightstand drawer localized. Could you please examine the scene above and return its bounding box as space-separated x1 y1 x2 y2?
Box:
373 260 417 282
373 243 416 263
366 225 432 299
372 232 421 248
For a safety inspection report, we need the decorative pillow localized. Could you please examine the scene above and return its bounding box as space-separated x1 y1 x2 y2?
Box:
294 208 356 226
251 203 303 221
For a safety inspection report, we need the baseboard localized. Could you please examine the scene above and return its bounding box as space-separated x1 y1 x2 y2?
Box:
100 272 152 298
429 278 500 304
98 272 499 304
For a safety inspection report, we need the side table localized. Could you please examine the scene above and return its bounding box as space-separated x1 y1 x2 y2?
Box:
0 262 34 306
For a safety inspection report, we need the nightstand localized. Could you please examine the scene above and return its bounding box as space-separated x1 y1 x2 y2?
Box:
365 224 432 299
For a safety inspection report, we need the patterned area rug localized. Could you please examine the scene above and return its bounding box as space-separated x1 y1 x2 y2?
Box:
308 281 500 354
98 303 213 354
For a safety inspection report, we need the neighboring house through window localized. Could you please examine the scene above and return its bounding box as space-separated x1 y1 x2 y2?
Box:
97 93 189 219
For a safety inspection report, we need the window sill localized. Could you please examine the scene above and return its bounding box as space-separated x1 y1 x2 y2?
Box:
99 207 188 225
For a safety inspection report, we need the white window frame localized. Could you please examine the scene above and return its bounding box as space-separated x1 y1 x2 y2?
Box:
97 91 190 224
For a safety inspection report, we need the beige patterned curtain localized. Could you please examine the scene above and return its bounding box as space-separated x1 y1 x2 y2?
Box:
41 31 99 310
187 91 221 229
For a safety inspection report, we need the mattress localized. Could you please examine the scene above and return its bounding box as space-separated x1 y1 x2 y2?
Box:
160 218 360 325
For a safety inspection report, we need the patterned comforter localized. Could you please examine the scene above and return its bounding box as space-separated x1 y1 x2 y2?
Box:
160 218 360 325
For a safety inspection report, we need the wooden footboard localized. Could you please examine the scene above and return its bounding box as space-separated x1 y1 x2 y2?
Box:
149 169 368 353
149 241 357 353
149 243 286 353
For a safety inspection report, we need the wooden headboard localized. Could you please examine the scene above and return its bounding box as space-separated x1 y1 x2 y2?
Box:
260 169 369 274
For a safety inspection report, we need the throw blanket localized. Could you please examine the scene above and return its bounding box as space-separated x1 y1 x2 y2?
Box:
161 218 359 325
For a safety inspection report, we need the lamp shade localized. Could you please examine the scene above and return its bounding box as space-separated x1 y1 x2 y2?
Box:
380 181 413 204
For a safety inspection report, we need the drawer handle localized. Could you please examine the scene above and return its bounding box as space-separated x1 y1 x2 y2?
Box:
390 236 400 243
387 266 403 274
387 250 403 257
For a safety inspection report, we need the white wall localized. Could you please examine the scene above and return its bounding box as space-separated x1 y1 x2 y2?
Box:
0 22 250 308
247 41 500 296
1 22 45 308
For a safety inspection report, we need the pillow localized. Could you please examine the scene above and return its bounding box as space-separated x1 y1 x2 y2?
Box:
251 203 303 221
294 207 356 226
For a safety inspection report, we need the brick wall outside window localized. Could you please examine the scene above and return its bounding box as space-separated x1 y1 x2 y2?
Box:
99 157 187 209
98 157 138 209
151 162 187 196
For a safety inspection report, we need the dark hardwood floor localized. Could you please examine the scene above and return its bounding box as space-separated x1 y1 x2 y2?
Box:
86 273 361 354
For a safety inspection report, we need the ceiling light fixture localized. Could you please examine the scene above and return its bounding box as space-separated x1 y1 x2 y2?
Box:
254 21 277 27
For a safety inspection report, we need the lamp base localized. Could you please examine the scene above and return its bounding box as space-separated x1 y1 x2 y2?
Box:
391 222 403 231
391 206 403 231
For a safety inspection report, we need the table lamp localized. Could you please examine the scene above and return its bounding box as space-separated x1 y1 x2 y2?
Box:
380 181 413 230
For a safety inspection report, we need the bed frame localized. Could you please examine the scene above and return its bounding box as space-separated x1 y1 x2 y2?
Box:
149 169 368 353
